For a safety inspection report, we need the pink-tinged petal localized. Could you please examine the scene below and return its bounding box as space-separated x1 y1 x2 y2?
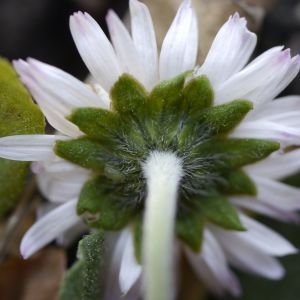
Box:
106 10 143 82
130 0 158 89
14 58 108 108
20 199 80 258
159 0 198 80
230 197 300 222
119 229 142 294
13 60 82 136
214 47 295 105
70 12 121 91
195 13 257 88
230 120 300 146
212 226 285 279
251 54 300 105
250 96 300 119
0 135 66 161
245 149 300 180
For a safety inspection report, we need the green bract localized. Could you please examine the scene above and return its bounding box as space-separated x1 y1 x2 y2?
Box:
55 73 279 253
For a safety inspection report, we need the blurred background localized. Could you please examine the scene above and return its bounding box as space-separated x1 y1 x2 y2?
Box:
0 0 299 299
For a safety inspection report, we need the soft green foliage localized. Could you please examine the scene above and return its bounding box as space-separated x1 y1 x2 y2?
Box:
222 170 257 195
56 138 106 170
59 232 104 300
56 72 279 253
111 74 148 117
0 59 44 217
183 75 213 112
196 196 245 231
176 211 204 251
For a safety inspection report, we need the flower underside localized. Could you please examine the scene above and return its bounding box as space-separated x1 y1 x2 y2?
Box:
55 73 279 255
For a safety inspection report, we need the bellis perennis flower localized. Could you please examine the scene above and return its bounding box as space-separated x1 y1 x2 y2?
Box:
0 0 300 299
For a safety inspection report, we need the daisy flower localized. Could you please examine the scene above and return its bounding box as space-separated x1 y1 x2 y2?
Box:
0 0 300 299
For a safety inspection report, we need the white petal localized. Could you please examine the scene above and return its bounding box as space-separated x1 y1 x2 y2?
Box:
213 227 285 279
245 149 300 180
202 230 241 296
130 0 158 89
186 230 241 296
195 13 257 87
37 169 89 203
0 135 65 161
230 120 300 145
32 159 84 174
238 213 297 256
250 96 300 119
214 47 294 105
230 197 300 222
106 10 143 81
159 0 198 80
252 176 300 211
20 199 80 258
70 12 121 91
119 229 142 294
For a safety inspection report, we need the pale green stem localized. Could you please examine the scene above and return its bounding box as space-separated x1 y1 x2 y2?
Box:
142 151 183 300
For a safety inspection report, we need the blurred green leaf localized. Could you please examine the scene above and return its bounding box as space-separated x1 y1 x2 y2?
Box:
58 232 104 300
0 58 44 217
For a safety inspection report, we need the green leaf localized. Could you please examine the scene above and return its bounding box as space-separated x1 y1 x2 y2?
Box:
200 99 253 135
197 196 245 230
0 58 45 217
111 74 148 116
196 138 280 170
78 176 138 230
55 138 106 171
69 108 120 142
176 211 204 252
59 232 104 300
182 75 214 112
221 170 257 196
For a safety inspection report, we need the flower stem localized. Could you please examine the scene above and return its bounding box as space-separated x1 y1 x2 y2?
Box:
142 151 183 300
